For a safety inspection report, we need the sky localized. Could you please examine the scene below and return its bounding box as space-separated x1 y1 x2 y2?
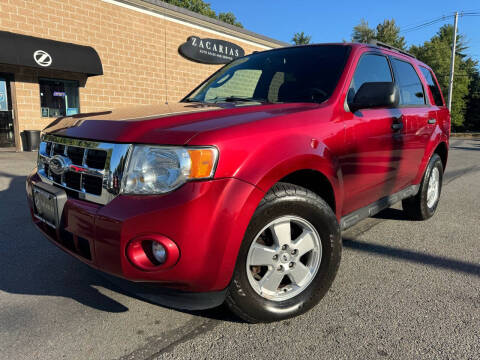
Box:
207 0 480 64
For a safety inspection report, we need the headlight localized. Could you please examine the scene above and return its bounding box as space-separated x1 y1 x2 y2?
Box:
121 145 218 194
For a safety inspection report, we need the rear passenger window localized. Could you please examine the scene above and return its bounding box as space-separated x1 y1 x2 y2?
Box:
348 54 392 103
420 67 444 106
391 59 425 105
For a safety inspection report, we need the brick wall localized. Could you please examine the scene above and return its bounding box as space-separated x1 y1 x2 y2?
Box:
0 0 275 147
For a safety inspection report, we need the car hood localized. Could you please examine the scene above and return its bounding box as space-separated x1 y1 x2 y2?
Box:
43 102 319 145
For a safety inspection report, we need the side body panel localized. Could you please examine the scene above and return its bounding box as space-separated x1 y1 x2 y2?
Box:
338 48 410 215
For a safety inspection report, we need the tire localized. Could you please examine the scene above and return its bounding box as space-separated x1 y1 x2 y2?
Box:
226 182 341 323
402 153 443 220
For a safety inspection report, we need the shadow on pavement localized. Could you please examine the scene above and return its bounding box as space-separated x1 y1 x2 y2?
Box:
343 237 480 277
450 145 480 151
0 172 129 313
0 170 236 321
373 208 408 221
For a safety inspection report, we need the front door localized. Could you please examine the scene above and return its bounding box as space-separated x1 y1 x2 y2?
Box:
341 52 407 215
0 74 15 147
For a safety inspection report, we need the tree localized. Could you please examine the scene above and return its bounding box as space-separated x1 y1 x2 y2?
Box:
375 19 406 50
164 0 216 18
218 12 243 28
292 32 311 45
410 25 471 129
163 0 243 28
352 18 405 49
464 58 480 131
352 19 376 44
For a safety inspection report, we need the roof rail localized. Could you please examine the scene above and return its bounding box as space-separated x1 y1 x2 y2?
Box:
368 40 416 59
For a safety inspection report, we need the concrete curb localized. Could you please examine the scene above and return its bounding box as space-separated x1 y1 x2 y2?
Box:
451 133 480 138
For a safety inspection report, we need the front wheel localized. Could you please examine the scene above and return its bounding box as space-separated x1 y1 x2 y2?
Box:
226 183 341 323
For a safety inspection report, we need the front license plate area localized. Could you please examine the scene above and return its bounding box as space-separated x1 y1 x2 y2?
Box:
32 183 67 228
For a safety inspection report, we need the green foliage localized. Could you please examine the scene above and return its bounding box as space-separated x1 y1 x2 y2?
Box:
163 0 243 28
164 0 216 18
218 12 243 28
352 19 405 50
376 19 406 50
464 59 480 131
410 25 472 129
352 19 376 44
292 32 312 45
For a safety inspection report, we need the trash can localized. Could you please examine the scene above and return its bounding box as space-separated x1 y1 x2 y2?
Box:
24 130 41 151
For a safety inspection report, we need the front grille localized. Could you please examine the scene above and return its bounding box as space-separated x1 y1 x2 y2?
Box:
53 143 65 156
85 149 107 169
66 146 85 165
38 135 131 205
82 175 103 195
64 171 81 191
41 141 107 196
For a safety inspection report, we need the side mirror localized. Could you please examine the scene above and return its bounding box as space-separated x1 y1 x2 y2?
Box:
348 82 399 112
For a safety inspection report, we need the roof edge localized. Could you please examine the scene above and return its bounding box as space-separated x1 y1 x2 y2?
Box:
116 0 290 48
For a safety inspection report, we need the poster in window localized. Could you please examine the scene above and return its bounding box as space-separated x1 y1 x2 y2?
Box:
0 80 8 112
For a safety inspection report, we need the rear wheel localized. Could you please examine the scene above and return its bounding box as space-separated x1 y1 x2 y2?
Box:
402 153 443 220
226 183 341 323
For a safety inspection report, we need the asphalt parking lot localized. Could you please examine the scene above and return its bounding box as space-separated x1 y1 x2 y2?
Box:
0 138 479 360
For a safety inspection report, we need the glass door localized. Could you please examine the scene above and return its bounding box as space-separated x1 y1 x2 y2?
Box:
0 74 15 147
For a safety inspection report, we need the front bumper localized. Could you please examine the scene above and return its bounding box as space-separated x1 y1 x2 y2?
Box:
26 171 265 292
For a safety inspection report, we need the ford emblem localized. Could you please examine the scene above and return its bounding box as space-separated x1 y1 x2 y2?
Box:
49 155 71 175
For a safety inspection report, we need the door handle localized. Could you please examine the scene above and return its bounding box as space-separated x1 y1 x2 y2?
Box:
391 122 403 131
428 118 436 124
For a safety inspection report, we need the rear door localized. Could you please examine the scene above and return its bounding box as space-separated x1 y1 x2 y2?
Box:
390 58 435 183
419 65 449 141
341 52 405 215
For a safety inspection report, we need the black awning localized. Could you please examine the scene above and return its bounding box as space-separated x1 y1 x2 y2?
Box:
0 31 103 76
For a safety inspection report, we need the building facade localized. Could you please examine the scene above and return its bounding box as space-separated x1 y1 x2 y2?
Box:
0 0 286 151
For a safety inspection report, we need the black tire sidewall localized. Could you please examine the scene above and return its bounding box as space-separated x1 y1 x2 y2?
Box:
228 190 341 322
419 154 443 218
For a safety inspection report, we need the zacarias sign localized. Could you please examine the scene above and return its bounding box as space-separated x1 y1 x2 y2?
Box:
178 36 245 64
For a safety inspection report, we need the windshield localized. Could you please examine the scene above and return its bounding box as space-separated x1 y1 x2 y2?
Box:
184 45 351 104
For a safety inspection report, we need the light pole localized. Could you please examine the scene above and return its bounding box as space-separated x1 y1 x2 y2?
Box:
447 11 459 111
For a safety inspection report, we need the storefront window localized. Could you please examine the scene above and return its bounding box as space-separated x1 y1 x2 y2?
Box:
39 78 80 117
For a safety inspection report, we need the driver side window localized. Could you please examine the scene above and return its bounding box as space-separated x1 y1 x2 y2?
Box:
348 54 392 103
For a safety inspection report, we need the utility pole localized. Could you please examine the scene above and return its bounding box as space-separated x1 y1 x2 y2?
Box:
447 11 459 111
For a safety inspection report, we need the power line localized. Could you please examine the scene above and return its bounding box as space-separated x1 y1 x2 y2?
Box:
400 13 454 29
401 15 453 34
400 11 480 34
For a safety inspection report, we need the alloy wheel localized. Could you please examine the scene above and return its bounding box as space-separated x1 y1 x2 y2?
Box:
246 216 322 301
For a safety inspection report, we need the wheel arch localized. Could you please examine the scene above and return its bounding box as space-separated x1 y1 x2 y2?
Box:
279 169 336 214
413 128 449 184
434 141 448 171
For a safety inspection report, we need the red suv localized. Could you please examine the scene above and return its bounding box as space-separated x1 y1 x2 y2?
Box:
26 42 450 322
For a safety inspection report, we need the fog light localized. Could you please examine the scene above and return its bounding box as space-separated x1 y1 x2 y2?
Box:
152 242 167 264
126 234 180 271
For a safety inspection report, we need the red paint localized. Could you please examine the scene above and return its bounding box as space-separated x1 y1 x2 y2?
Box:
126 235 180 271
26 43 450 292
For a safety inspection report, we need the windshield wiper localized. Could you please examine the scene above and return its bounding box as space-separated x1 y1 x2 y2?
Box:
182 98 202 103
208 96 269 104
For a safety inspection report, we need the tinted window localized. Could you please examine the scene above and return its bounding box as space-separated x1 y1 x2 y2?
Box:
348 54 392 103
186 45 351 104
40 78 80 117
391 59 425 105
420 67 444 106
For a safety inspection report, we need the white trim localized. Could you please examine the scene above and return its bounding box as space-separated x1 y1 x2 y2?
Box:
101 0 272 50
